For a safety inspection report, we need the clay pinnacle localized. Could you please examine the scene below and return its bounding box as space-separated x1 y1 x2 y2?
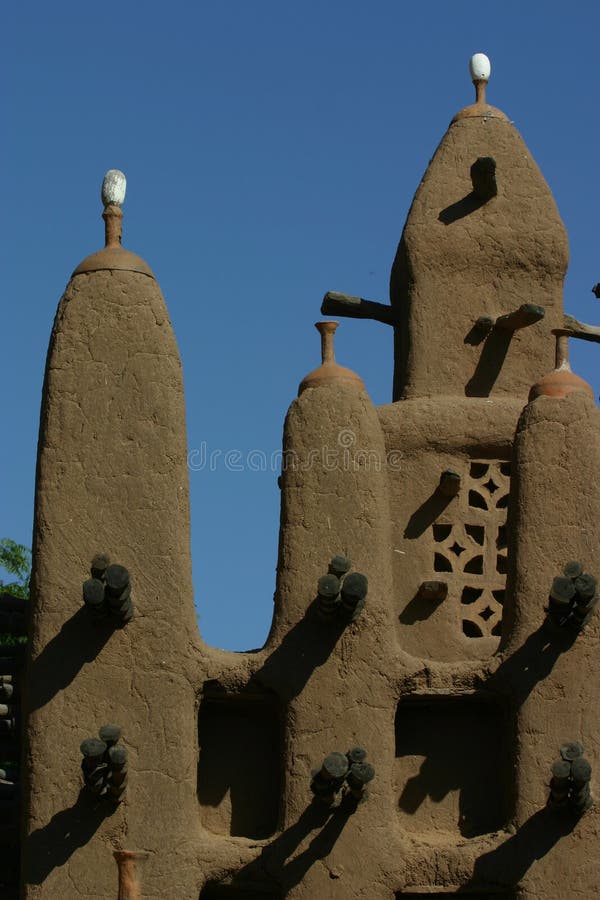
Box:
316 321 338 365
101 169 126 249
469 52 491 105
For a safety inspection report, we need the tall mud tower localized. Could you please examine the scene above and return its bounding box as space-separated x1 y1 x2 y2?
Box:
23 56 600 899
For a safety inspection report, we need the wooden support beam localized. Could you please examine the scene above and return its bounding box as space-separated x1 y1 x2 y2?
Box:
563 314 600 344
321 291 397 326
494 303 545 331
473 303 545 336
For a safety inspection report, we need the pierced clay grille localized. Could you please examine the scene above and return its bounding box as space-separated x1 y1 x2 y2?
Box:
432 460 510 639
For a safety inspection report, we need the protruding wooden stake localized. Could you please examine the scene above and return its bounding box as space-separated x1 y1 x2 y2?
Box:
114 850 150 900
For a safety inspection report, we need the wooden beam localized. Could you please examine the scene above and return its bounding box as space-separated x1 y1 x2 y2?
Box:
563 314 600 344
321 291 397 326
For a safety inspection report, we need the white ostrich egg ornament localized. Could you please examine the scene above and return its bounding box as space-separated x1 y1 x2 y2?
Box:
469 53 491 82
101 169 127 207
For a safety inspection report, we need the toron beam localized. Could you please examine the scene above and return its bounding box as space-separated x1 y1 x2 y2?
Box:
320 291 397 326
563 313 600 344
494 303 545 331
438 470 461 498
417 581 449 602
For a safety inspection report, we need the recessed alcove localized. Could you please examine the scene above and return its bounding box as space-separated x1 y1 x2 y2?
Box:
197 686 282 839
394 694 510 837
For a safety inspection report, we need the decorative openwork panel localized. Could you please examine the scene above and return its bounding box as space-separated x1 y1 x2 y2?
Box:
432 461 510 639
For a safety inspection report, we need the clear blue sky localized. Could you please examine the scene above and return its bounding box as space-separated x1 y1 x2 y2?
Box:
2 1 599 650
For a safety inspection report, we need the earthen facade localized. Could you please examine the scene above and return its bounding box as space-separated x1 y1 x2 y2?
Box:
21 58 600 899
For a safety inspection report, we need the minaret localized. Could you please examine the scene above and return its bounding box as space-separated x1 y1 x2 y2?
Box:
23 171 200 898
495 337 600 898
389 53 568 400
270 321 396 884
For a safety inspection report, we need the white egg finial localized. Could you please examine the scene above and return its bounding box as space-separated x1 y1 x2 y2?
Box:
470 53 491 83
101 169 127 208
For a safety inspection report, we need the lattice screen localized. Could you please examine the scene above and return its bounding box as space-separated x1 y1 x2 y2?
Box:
432 460 510 639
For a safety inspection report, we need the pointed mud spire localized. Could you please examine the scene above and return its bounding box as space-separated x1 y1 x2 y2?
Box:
25 167 197 891
389 52 567 400
298 321 365 394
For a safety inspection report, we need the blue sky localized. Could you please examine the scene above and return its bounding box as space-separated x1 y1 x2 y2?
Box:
3 1 599 650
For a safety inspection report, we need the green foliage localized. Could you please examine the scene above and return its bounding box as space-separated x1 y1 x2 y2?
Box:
0 538 31 600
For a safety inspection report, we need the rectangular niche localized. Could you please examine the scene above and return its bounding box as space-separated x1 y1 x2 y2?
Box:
198 687 282 840
394 694 510 838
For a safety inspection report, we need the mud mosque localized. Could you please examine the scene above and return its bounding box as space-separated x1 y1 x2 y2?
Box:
7 53 600 898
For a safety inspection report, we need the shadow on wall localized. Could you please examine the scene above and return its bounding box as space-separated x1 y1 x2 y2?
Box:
395 694 509 838
26 607 114 713
394 801 578 894
253 600 347 700
465 329 513 397
399 588 446 625
403 489 454 541
200 796 355 898
394 624 579 839
487 623 578 707
197 601 350 841
438 191 489 226
460 805 580 892
25 789 115 884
